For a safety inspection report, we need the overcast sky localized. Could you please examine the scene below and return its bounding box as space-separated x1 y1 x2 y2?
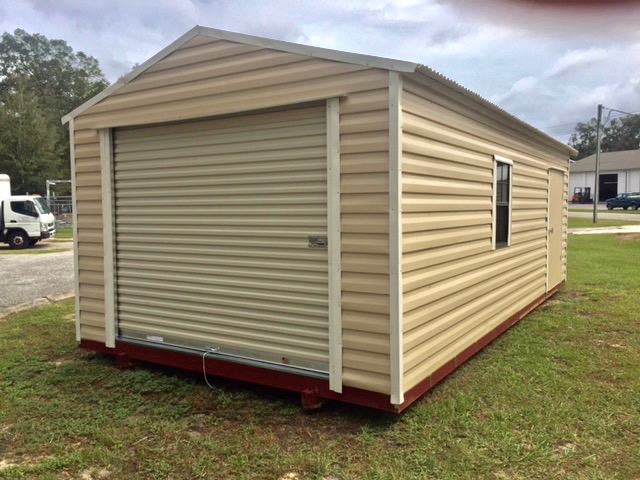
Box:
2 0 639 142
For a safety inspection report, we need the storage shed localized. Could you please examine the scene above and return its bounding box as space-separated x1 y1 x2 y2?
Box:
63 26 575 412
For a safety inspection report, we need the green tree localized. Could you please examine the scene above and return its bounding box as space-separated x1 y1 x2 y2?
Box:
568 118 598 160
0 81 59 193
601 115 640 153
0 29 109 192
569 114 640 159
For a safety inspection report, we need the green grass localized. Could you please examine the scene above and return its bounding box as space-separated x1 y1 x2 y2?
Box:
0 247 69 255
52 226 73 241
1 235 640 479
599 209 640 215
569 208 640 215
568 217 638 229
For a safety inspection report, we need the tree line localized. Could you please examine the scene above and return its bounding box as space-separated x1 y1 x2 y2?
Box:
568 114 640 160
0 29 108 194
0 28 638 194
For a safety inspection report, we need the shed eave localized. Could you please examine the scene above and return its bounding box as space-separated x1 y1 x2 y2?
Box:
412 65 578 158
61 25 419 125
61 26 202 125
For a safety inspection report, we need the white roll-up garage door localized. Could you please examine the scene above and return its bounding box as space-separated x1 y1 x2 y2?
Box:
112 105 329 374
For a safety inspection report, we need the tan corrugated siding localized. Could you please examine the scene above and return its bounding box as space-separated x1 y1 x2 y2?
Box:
400 75 569 393
340 87 391 394
73 36 391 394
74 127 104 342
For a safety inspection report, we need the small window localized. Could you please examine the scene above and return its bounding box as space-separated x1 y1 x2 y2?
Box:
10 200 38 217
493 157 512 249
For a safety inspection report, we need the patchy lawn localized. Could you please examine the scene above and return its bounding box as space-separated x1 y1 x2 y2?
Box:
1 235 639 479
569 208 640 215
0 247 69 255
568 217 638 229
51 227 73 241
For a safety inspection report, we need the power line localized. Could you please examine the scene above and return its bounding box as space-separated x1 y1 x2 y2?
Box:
542 107 640 138
604 107 640 117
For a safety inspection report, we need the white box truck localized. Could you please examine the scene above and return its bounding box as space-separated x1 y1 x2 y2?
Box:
0 174 56 249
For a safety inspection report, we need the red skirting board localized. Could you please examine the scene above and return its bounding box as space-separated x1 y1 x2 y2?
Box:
80 281 564 413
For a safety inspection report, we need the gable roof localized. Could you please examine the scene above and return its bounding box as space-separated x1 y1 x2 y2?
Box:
62 25 575 156
571 150 640 172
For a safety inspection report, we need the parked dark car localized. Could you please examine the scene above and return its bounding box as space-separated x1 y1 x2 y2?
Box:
605 192 640 210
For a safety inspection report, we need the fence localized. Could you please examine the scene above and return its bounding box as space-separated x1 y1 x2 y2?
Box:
47 196 73 226
47 196 72 215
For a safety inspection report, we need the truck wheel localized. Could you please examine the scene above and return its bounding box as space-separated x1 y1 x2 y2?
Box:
632 204 638 211
8 231 29 249
623 206 629 210
606 204 613 210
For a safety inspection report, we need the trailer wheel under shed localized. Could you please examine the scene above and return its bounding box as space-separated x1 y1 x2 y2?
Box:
63 26 575 412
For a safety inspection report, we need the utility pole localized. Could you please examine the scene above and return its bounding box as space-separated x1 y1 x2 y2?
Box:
593 104 603 223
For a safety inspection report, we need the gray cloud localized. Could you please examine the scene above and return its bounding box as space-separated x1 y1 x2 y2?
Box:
437 0 640 43
1 0 638 143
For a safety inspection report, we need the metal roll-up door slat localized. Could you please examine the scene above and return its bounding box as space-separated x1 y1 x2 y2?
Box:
113 105 329 372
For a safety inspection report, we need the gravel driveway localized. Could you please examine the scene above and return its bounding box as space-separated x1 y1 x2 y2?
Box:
0 242 74 312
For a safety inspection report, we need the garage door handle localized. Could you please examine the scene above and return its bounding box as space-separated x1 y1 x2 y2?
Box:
549 227 554 233
308 236 328 248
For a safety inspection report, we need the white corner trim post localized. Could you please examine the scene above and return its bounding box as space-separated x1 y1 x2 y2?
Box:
69 119 81 342
389 71 404 406
100 129 116 349
327 97 343 393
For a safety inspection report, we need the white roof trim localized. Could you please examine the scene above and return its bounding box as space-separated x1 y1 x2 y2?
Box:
61 25 418 124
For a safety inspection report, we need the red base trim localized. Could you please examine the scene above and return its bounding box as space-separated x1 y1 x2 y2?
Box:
79 339 398 412
79 281 564 413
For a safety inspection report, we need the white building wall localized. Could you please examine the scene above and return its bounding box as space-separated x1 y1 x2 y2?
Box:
569 169 640 200
628 170 640 192
569 171 589 196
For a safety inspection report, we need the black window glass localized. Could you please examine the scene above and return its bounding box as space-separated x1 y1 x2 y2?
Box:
495 162 511 247
10 201 37 217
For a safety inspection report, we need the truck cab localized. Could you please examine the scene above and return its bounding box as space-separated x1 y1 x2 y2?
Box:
0 195 56 248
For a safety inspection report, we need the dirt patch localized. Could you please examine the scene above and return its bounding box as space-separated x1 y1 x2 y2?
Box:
616 233 640 241
595 340 626 350
544 289 590 307
279 473 338 480
80 468 111 479
0 455 54 472
590 370 624 385
0 459 18 471
556 442 578 456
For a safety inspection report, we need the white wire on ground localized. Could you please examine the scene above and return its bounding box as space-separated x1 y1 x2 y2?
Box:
202 350 216 389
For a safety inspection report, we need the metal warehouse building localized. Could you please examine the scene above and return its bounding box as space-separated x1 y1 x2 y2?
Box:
569 150 640 202
63 26 575 412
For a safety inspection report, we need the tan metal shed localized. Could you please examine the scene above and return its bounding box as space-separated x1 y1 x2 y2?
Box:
63 26 575 412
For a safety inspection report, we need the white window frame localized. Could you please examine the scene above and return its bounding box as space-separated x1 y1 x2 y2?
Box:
492 155 513 250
